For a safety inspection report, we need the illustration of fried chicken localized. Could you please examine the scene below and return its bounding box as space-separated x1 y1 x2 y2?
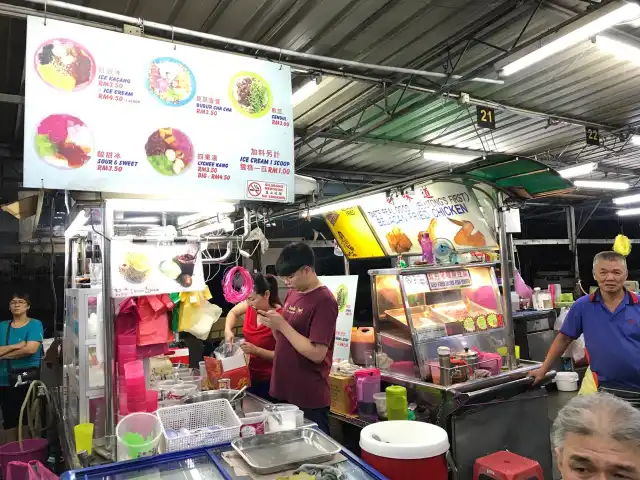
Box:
449 218 486 247
386 227 413 253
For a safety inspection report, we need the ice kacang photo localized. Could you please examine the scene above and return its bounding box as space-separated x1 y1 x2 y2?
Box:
35 38 95 91
119 252 152 284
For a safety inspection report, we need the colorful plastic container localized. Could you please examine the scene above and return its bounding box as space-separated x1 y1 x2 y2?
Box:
351 327 375 365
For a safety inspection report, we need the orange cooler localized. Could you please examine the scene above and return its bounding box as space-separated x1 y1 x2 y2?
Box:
351 327 375 365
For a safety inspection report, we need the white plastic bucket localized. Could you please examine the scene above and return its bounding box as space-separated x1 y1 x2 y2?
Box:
116 412 163 461
555 372 579 392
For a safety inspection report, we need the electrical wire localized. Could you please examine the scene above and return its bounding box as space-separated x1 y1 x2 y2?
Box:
18 380 54 443
49 198 57 330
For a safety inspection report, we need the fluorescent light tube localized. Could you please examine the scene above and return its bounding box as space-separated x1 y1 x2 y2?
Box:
292 80 322 106
613 193 640 205
596 34 640 65
189 219 234 235
617 207 640 216
107 199 235 214
422 150 481 164
557 162 597 178
574 180 629 190
65 210 89 237
501 2 640 76
631 135 640 146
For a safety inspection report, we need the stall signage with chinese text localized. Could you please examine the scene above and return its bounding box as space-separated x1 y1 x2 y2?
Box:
110 238 205 298
360 182 497 256
319 275 359 362
23 17 294 202
426 269 472 290
324 207 385 259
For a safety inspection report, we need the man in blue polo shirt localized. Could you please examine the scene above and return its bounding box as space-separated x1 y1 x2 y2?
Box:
530 251 640 395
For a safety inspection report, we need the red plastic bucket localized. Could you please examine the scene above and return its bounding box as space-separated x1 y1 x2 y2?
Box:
0 439 49 476
360 421 449 480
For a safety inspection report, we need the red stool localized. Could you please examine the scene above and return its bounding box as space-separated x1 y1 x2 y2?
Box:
473 451 544 480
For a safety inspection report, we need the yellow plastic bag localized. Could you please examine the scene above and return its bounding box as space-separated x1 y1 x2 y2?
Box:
613 234 631 257
579 367 597 395
177 286 212 332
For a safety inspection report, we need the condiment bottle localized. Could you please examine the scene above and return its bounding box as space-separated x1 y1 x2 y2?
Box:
438 346 452 386
385 385 408 420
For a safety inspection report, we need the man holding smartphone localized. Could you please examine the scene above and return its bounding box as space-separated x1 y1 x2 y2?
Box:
258 243 338 434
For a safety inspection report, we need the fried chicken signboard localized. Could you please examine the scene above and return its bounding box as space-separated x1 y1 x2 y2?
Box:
359 182 497 256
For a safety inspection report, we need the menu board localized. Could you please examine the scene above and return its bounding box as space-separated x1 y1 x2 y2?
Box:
324 207 385 259
110 238 205 298
360 182 497 256
23 17 294 202
319 275 359 362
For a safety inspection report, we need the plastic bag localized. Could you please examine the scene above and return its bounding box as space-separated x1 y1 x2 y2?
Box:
214 340 244 359
613 234 631 257
555 307 586 363
514 269 533 299
186 302 222 340
472 347 502 375
7 461 58 480
580 367 597 395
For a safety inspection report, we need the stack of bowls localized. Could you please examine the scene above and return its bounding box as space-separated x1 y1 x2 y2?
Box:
124 361 147 413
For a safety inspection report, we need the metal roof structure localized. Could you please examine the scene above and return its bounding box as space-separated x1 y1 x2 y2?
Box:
1 0 640 205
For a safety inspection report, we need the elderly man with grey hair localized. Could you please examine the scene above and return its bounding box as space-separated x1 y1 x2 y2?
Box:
553 393 640 479
530 251 640 401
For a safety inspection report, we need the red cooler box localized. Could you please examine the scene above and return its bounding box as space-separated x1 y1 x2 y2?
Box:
360 420 449 480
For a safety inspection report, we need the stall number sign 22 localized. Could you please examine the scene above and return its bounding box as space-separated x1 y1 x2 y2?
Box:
585 127 600 146
477 106 496 130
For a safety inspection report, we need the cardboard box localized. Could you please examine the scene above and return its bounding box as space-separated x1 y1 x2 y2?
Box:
330 373 356 415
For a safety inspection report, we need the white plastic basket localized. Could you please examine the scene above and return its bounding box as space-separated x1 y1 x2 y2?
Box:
156 398 241 452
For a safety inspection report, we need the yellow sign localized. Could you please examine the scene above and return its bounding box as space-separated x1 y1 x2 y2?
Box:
325 207 384 259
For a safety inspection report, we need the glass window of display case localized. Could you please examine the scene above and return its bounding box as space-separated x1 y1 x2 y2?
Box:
371 264 507 385
83 454 225 480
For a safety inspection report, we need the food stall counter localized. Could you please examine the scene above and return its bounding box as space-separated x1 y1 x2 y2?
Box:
61 393 386 480
61 430 386 480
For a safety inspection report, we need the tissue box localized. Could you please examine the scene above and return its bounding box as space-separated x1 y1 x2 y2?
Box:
330 373 356 415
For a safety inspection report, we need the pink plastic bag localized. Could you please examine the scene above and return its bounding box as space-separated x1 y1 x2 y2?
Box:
514 270 533 299
472 347 503 375
137 294 174 346
7 461 58 480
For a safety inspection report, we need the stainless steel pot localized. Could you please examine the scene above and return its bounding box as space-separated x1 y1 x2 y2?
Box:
183 389 247 416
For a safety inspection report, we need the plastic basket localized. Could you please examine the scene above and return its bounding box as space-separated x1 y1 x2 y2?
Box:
156 399 241 452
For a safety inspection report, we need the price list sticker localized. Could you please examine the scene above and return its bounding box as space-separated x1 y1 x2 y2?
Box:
426 269 472 290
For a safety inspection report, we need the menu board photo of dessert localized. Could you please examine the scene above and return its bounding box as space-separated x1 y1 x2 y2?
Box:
111 239 204 298
23 16 295 203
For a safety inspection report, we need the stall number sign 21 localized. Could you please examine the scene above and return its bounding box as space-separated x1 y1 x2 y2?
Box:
477 105 496 130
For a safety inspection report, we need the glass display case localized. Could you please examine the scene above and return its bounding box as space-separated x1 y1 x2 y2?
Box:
370 262 508 386
61 438 386 480
63 287 106 444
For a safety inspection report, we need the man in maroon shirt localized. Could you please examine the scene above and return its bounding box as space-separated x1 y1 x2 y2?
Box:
258 243 338 434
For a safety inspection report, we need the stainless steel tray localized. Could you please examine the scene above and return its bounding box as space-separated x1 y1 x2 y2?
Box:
231 428 341 474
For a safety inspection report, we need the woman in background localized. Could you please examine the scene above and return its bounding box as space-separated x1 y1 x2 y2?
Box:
225 274 281 400
0 293 43 444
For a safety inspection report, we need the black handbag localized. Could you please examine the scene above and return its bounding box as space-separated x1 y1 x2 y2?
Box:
5 323 39 386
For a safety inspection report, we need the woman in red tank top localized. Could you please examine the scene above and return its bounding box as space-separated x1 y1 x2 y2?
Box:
224 274 281 400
